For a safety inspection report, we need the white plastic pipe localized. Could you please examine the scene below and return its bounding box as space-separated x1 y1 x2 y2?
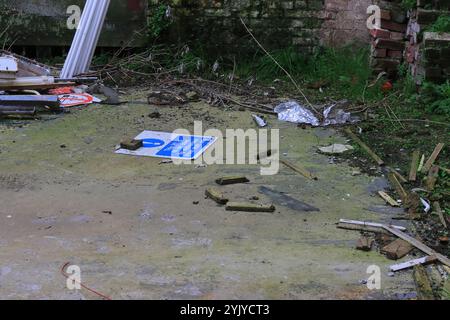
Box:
67 0 97 77
61 0 111 77
77 0 110 75
61 0 94 78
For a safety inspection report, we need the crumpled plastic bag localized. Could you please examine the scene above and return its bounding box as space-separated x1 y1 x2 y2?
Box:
275 101 359 127
322 104 352 126
274 101 320 126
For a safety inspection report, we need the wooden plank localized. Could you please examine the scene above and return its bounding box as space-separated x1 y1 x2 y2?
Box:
378 191 400 207
205 188 229 205
382 225 450 267
409 150 421 181
418 154 425 172
381 239 414 260
434 202 447 229
422 143 445 174
344 128 385 166
391 170 408 184
337 223 391 234
390 256 437 272
280 160 317 180
226 202 276 213
356 236 373 251
215 176 249 186
388 172 408 202
413 265 435 300
425 165 440 191
339 219 406 231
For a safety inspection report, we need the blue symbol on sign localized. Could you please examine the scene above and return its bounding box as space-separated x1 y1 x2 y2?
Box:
142 138 165 148
156 136 215 159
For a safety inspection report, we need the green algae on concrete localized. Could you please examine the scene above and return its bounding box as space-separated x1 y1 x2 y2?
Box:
0 92 416 299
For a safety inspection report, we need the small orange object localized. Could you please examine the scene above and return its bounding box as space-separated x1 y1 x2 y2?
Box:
49 86 74 95
381 81 393 93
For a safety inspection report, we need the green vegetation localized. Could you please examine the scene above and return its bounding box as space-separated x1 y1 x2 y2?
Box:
401 0 416 10
427 15 450 33
421 81 450 116
147 4 172 39
233 46 383 102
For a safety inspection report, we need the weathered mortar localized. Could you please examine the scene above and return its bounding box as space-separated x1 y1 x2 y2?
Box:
149 0 373 55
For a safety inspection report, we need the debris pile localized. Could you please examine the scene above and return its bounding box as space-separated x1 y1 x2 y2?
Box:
0 52 102 119
338 127 448 299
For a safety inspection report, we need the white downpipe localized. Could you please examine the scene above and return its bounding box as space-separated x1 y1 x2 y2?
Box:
82 0 110 74
68 0 97 77
78 0 110 75
61 0 94 78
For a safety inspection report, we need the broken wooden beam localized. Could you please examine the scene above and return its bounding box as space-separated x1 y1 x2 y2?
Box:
388 172 408 202
280 159 317 180
434 202 447 229
409 150 421 182
390 256 437 272
422 143 445 174
381 239 414 260
226 202 276 213
378 191 400 207
391 169 408 184
425 165 440 191
356 236 373 251
215 176 250 186
344 128 384 166
205 188 229 205
382 225 450 267
413 265 435 300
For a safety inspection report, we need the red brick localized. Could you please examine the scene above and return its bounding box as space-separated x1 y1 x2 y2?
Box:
370 28 391 39
380 10 391 20
387 50 403 59
380 20 407 32
391 31 405 40
375 38 405 51
372 48 387 58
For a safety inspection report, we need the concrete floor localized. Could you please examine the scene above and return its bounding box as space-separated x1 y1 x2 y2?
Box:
0 90 416 299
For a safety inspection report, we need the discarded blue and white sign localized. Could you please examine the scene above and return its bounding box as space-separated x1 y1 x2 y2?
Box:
115 131 217 160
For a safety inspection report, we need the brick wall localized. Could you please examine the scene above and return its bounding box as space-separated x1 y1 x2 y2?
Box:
407 0 450 83
368 0 408 78
149 0 373 55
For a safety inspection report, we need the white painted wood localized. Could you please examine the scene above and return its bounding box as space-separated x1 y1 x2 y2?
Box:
390 256 435 272
339 219 406 231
